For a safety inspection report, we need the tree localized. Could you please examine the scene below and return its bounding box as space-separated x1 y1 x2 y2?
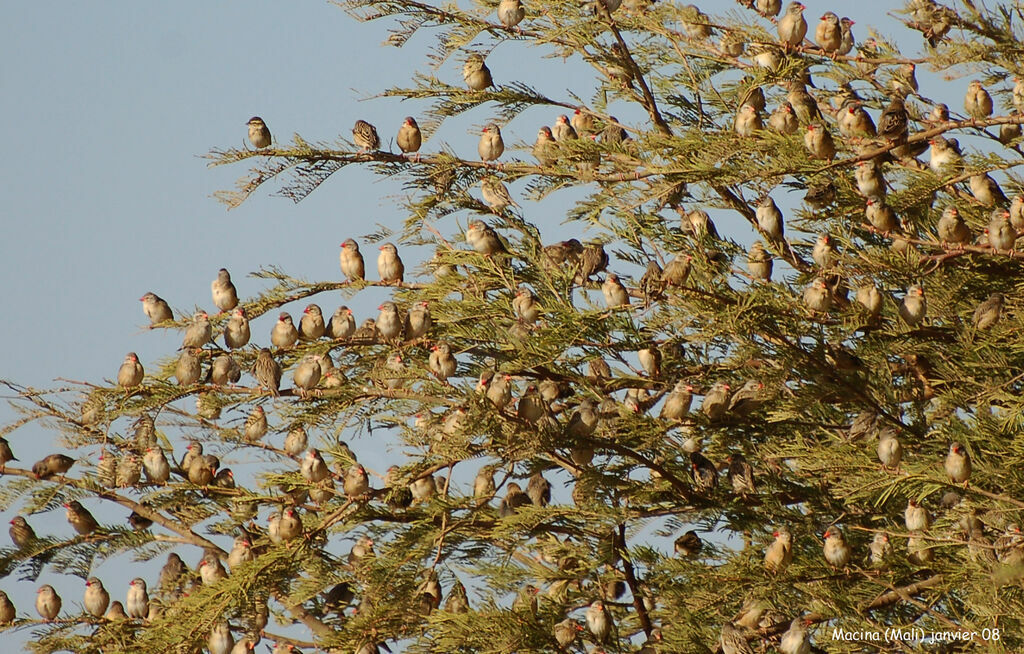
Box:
3 0 1024 652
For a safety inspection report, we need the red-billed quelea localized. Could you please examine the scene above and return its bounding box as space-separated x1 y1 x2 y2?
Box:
344 464 370 498
247 116 271 149
877 427 903 470
9 515 36 549
429 343 457 380
720 622 754 654
877 96 909 143
396 116 422 156
499 482 530 516
182 311 212 348
756 0 781 18
118 352 144 389
375 301 403 341
377 242 404 283
945 441 971 485
252 348 282 396
937 206 970 245
701 382 731 420
140 291 173 325
209 621 235 654
211 353 241 387
803 279 832 312
125 577 149 619
33 453 75 479
211 268 238 313
466 220 507 256
986 208 1015 250
675 530 702 557
804 123 835 160
905 498 931 531
755 196 784 241
638 344 661 378
292 355 322 398
224 307 250 349
729 380 764 417
478 123 504 162
36 585 61 621
854 160 885 198
552 113 577 141
660 381 693 420
839 102 876 138
0 438 15 473
84 577 110 618
585 600 613 644
734 103 762 137
143 447 170 484
533 126 557 166
823 527 851 569
352 119 380 152
973 292 1004 329
283 426 307 458
768 102 798 134
899 285 926 326
299 304 325 341
964 80 993 119
65 500 99 535
188 454 218 486
929 136 962 173
526 471 551 506
971 173 1008 207
116 453 142 487
480 176 518 213
279 507 303 542
747 242 772 281
339 239 365 282
780 617 812 654
175 347 202 386
865 197 898 233
463 53 493 91
764 528 793 574
602 274 630 307
838 16 855 54
512 287 540 323
777 2 807 49
815 12 841 53
405 300 431 339
270 313 298 349
328 306 356 339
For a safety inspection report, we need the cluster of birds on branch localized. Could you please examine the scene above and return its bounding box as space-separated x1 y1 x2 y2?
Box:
6 0 1024 653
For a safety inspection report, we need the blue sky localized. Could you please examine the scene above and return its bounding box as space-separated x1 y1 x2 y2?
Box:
0 1 990 648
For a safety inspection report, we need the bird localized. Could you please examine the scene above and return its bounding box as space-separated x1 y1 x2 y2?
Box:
579 241 610 281
929 136 962 173
804 123 835 159
890 63 918 96
554 618 582 648
352 119 380 151
838 16 856 54
945 442 971 485
65 500 99 535
211 353 241 387
499 482 531 516
125 578 149 619
466 220 507 256
601 274 630 307
838 102 876 138
463 53 493 90
117 352 144 388
0 593 14 625
339 239 366 281
139 291 173 325
182 311 212 348
779 617 812 654
270 312 299 349
659 381 694 420
142 447 171 484
512 287 540 323
526 472 551 507
283 426 308 457
865 198 898 233
533 126 558 165
674 530 702 557
728 380 764 416
478 123 504 162
497 0 525 27
868 532 892 567
905 498 931 532
812 233 836 268
768 102 798 134
764 528 793 574
83 577 110 618
823 527 852 568
899 285 926 326
187 454 218 486
344 464 370 498
33 453 75 479
856 284 883 316
964 80 993 120
937 206 970 244
174 347 202 386
755 0 781 18
247 116 271 149
328 306 356 339
223 307 250 349
300 449 330 484
252 348 282 396
211 268 238 313
35 585 61 621
298 304 325 341
854 160 885 198
877 427 903 470
755 196 783 241
208 621 235 654
377 242 405 283
571 108 595 135
734 103 762 136
691 452 719 491
278 507 303 541
815 12 841 53
720 622 754 654
292 355 322 398
986 208 1016 250
777 2 807 49
376 301 404 341
552 113 577 142
973 293 1004 329
803 279 832 312
115 453 142 488
428 343 457 380
747 242 772 281
405 301 432 339
480 176 518 213
585 600 612 644
637 344 661 378
9 515 36 549
396 116 422 155
701 382 731 420
877 96 909 143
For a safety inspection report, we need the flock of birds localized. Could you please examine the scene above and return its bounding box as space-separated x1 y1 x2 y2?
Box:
3 1 1024 653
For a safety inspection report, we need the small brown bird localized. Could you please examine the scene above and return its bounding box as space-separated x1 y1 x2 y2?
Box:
964 80 993 120
675 530 702 557
199 552 228 583
936 206 970 245
777 2 807 48
804 123 835 160
209 621 235 654
339 239 366 282
701 382 731 420
585 600 613 644
734 103 762 137
552 114 577 142
463 53 493 91
779 617 812 654
755 196 784 241
499 482 531 516
480 176 518 213
823 527 851 568
300 448 330 484
352 119 380 151
747 242 772 281
223 307 250 349
36 585 61 621
854 160 885 198
812 233 836 268
328 305 356 339
526 471 551 507
803 279 832 312
117 352 144 389
142 447 170 484
9 515 36 549
755 0 781 18
247 116 271 148
377 242 405 283
125 577 149 619
428 343 457 381
182 311 213 348
0 438 17 473
497 0 525 27
466 220 507 256
115 453 142 488
905 498 931 532
139 291 173 325
660 381 694 420
571 108 595 135
579 241 610 281
83 577 110 618
601 273 630 307
877 96 909 143
512 286 540 323
973 293 1004 329
252 348 282 396
174 347 202 386
65 500 99 535
764 528 793 574
890 63 918 96
396 116 422 155
33 453 75 479
292 355 322 398
838 16 855 54
720 622 754 654
815 12 841 53
973 173 1009 207
0 591 14 625
986 209 1016 250
211 268 238 313
188 454 218 486
865 198 898 233
856 284 883 316
691 452 719 491
929 136 962 173
344 464 370 498
838 102 876 138
270 312 299 349
478 123 504 161
899 285 926 326
211 353 241 387
283 426 308 457
768 102 798 134
299 304 325 341
278 507 303 542
945 442 971 485
533 126 557 166
877 427 903 470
